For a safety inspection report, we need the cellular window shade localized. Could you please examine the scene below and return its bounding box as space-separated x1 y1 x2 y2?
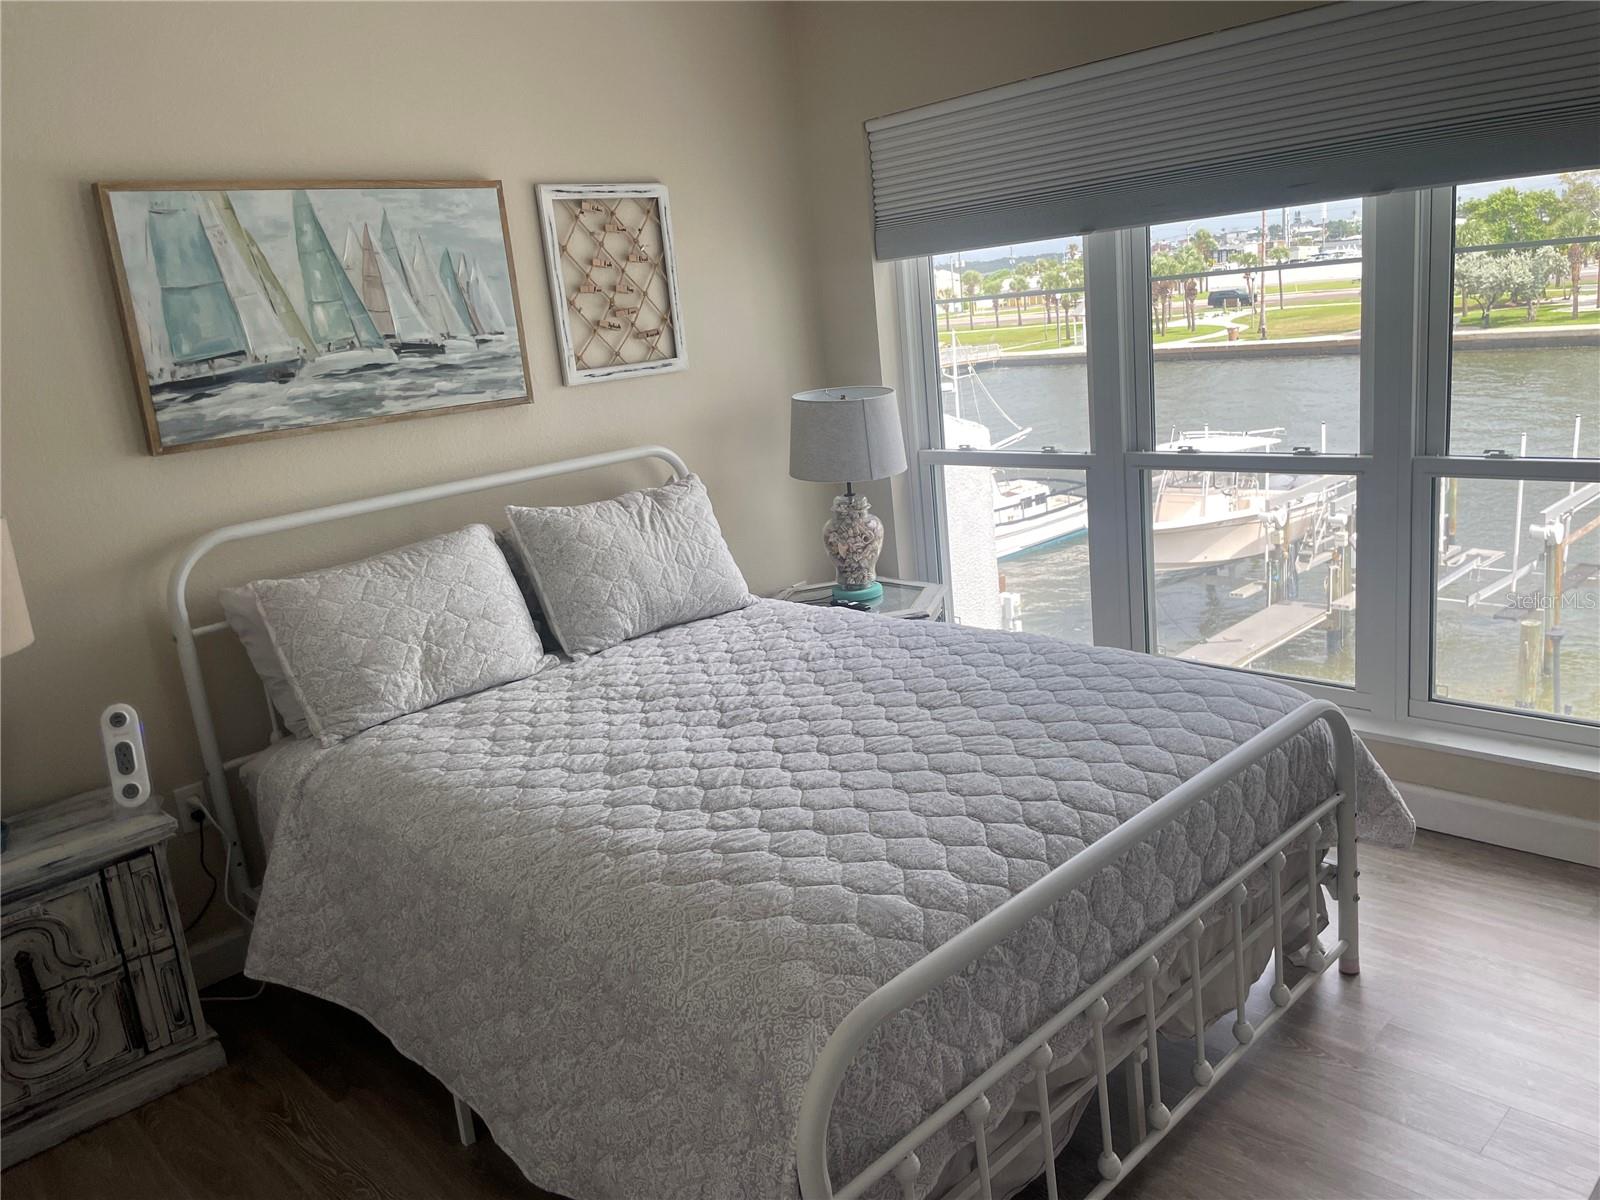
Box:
866 1 1600 260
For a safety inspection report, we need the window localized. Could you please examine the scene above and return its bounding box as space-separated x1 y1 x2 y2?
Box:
1148 469 1357 686
932 238 1088 452
1149 201 1364 454
1419 172 1600 729
1448 174 1599 459
902 173 1600 749
939 466 1092 641
918 238 1095 647
1431 476 1598 721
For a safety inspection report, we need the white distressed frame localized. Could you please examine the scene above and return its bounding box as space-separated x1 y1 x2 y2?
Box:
902 189 1600 752
536 183 687 386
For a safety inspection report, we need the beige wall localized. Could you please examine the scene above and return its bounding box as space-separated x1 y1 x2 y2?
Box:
0 0 836 894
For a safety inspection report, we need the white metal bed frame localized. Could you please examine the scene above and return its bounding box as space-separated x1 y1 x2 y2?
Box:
167 443 689 904
166 443 1359 1200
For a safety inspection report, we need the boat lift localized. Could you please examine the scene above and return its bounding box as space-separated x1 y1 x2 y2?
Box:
1438 474 1600 714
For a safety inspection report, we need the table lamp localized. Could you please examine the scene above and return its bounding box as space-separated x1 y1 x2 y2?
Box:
789 386 908 605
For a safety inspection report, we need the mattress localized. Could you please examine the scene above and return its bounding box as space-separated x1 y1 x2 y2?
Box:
244 599 1412 1200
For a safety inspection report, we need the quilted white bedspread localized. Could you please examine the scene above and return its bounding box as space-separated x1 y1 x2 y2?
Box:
245 600 1412 1200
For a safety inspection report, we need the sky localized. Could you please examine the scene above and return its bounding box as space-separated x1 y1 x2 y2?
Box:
110 186 517 332
935 174 1573 267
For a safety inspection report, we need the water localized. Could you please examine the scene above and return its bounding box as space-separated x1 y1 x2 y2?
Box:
949 345 1600 719
153 340 528 447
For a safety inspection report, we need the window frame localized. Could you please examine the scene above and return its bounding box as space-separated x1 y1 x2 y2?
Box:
900 184 1600 752
1407 186 1600 744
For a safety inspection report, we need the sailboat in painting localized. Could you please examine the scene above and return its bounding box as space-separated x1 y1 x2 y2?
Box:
144 193 304 394
293 190 397 376
341 224 444 356
408 235 476 352
464 258 508 341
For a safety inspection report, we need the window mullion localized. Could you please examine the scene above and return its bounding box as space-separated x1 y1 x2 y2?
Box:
899 257 945 582
1082 227 1145 651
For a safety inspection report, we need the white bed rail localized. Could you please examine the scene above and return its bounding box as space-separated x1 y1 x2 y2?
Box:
796 699 1358 1200
167 445 690 904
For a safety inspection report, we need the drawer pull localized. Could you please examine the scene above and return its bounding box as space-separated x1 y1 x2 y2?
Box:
14 952 55 1049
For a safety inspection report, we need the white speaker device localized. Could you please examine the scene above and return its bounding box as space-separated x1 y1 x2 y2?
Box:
101 703 152 810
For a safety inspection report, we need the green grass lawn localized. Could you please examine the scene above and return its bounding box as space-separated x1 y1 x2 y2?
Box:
1267 276 1361 295
1153 322 1228 345
1261 301 1363 338
937 325 1078 352
1452 304 1600 331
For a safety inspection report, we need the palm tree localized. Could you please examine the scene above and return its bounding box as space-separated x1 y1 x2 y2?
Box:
1150 252 1179 336
1269 245 1292 310
1555 172 1600 316
961 269 981 329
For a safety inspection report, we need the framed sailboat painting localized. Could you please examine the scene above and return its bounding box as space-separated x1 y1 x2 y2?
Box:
95 180 532 454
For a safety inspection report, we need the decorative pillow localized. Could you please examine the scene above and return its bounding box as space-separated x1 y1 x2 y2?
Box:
221 524 546 745
505 474 752 656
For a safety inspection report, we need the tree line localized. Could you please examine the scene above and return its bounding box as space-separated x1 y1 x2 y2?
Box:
1454 172 1599 325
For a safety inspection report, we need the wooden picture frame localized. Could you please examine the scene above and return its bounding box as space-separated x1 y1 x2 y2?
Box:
94 179 533 455
536 183 687 386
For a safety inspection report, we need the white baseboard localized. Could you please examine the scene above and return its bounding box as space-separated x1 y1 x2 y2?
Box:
190 925 250 989
1398 782 1600 868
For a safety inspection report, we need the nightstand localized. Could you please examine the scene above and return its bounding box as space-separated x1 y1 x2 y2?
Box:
1 792 225 1166
774 577 946 621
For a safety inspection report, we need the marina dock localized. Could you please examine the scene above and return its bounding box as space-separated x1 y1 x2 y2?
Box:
1175 598 1346 669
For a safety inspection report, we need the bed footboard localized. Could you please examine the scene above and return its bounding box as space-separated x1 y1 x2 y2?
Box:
795 700 1359 1200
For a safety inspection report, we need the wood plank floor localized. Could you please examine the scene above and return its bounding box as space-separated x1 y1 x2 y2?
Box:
5 831 1596 1199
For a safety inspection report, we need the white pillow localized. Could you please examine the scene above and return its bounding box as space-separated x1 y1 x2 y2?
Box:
504 474 752 656
221 524 546 745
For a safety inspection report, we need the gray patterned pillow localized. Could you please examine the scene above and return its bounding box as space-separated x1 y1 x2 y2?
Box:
504 474 752 656
222 524 546 745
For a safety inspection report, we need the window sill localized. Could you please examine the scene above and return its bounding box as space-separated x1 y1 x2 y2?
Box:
1347 712 1600 779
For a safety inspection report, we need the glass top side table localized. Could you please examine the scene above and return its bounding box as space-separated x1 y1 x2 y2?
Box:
772 577 945 621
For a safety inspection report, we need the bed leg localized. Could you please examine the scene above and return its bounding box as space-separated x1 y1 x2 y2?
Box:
1334 727 1360 977
453 1095 478 1146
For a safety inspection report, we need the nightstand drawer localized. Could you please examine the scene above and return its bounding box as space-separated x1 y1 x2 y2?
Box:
1 877 121 1008
126 949 197 1052
0 969 141 1118
102 851 174 958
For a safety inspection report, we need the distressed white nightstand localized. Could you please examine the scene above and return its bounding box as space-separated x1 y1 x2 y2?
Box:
0 792 225 1166
774 577 946 621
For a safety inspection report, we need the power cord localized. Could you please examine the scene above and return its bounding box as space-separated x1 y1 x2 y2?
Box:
191 803 256 929
188 801 267 1005
182 822 219 935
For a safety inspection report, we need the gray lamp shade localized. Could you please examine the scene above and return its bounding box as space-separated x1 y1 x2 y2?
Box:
789 386 908 484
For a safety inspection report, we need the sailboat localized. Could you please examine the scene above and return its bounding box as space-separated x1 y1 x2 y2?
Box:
378 211 419 308
292 191 396 376
342 224 444 356
213 193 315 358
144 192 303 395
408 235 475 352
464 260 509 341
440 251 489 344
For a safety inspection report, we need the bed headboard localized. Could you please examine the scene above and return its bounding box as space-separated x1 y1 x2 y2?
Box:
168 444 689 904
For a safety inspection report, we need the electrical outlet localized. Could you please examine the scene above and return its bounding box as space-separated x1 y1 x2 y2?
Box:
170 782 207 835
